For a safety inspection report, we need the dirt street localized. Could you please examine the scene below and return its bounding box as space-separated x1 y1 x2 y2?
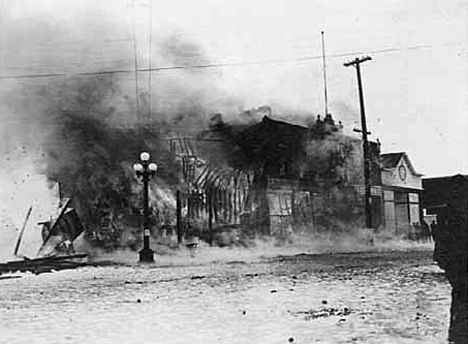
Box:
0 249 451 344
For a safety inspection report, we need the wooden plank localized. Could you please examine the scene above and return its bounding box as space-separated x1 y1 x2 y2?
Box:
213 189 219 223
194 164 209 187
205 167 223 189
37 198 72 255
222 184 228 222
176 190 183 245
14 206 33 257
4 254 87 265
0 275 22 280
185 138 195 156
233 181 238 223
208 190 213 246
0 254 87 275
228 191 233 223
200 166 214 189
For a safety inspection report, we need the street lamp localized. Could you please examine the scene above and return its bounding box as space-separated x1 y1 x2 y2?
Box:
133 151 158 263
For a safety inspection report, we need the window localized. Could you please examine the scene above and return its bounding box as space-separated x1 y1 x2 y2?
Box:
409 193 419 203
279 161 287 177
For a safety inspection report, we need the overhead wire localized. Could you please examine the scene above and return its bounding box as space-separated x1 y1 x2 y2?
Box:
5 38 133 50
0 41 463 80
0 40 464 125
147 0 152 120
132 0 140 120
0 0 3 110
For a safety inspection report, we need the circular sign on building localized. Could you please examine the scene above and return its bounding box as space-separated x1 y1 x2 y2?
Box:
398 165 407 181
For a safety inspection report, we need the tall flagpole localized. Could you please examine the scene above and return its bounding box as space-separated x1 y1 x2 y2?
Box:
321 31 329 116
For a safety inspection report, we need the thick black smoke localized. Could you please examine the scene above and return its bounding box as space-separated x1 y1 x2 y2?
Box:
39 74 181 248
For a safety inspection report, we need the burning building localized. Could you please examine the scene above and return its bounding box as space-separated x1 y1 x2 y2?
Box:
168 112 385 238
36 98 424 249
232 114 383 235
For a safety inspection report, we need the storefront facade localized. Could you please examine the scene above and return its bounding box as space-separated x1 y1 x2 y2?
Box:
381 152 423 235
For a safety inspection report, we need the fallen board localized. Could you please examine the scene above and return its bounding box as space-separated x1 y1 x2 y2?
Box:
37 198 85 257
0 254 87 275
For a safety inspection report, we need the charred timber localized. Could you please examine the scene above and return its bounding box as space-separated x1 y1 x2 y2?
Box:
0 254 88 275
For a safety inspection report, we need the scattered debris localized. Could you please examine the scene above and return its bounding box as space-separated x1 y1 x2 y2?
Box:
37 198 85 257
0 275 22 281
13 206 33 257
244 273 259 278
226 260 247 265
294 306 353 321
1 197 89 277
0 254 87 275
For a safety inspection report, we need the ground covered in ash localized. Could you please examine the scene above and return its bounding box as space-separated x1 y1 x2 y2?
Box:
0 249 451 344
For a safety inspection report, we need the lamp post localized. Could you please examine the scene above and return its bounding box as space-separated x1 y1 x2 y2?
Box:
133 151 158 263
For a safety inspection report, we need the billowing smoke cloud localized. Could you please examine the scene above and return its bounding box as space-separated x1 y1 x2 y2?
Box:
159 32 210 67
0 3 404 263
0 11 250 256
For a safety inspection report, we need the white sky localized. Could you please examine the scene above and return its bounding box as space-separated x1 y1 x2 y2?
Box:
0 0 467 177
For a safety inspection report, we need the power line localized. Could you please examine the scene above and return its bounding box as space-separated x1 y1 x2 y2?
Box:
132 0 140 120
4 38 133 51
0 0 3 110
0 41 463 80
147 0 153 120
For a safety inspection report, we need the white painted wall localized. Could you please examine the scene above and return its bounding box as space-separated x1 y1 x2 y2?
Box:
382 157 422 189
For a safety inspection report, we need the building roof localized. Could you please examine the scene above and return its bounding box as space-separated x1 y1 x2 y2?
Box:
236 116 307 161
422 174 468 210
380 152 423 176
423 173 468 181
257 115 308 133
380 152 404 168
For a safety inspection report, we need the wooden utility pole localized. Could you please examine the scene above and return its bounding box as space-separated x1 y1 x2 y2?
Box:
344 56 373 229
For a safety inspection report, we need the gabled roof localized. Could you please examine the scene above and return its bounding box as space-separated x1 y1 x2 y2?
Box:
237 115 308 152
256 115 308 134
380 152 404 168
380 152 423 176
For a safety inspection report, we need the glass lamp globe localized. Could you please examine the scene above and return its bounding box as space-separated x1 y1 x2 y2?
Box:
133 163 144 172
140 152 150 161
148 163 158 172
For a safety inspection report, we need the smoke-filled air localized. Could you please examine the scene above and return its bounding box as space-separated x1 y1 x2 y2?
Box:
0 7 433 264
